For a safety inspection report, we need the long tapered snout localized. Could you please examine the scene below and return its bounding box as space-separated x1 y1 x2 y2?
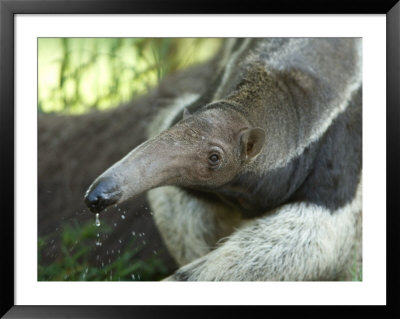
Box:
84 135 184 214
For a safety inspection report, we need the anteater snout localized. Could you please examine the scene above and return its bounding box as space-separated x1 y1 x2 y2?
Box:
84 177 122 213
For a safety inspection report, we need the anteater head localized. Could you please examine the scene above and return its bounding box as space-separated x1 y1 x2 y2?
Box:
84 103 265 214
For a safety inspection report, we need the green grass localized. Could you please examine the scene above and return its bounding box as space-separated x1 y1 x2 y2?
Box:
340 242 362 281
353 264 363 281
350 244 363 281
38 220 169 281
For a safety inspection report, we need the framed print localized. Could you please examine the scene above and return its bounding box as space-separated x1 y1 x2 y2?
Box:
1 0 399 318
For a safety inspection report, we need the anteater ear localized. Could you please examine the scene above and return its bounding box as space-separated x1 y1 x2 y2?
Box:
183 108 191 119
240 127 265 160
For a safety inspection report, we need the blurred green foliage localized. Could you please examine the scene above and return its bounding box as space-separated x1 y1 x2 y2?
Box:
351 243 362 281
38 38 221 281
38 219 169 281
38 38 222 114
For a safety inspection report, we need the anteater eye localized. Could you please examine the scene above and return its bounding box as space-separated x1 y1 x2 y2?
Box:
208 154 220 165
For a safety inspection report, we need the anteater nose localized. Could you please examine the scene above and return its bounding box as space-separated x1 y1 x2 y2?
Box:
84 178 122 213
84 192 100 208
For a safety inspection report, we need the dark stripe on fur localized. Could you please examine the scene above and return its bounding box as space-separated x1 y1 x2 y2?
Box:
211 87 362 218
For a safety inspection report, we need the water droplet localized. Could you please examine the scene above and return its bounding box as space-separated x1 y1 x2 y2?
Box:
82 268 89 279
95 213 101 227
121 215 125 220
131 274 135 280
132 231 136 236
118 239 122 244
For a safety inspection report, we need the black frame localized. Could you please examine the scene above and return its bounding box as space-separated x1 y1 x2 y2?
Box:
1 1 399 318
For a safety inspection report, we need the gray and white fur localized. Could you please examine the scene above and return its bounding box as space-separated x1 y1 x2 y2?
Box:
85 38 362 281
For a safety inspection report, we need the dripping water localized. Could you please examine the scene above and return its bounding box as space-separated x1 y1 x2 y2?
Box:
95 213 101 227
